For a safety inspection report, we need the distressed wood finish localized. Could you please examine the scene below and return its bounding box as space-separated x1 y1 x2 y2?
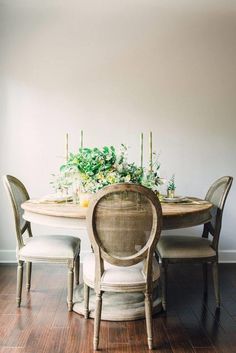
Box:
21 191 213 323
1 263 236 353
84 183 163 350
2 175 81 311
157 176 233 310
21 197 213 230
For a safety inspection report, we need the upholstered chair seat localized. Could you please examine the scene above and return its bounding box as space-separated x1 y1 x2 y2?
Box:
157 236 216 259
157 176 233 311
19 235 80 261
83 252 160 289
3 175 81 311
84 183 163 350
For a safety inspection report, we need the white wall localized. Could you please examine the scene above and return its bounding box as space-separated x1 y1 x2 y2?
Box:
1 0 236 262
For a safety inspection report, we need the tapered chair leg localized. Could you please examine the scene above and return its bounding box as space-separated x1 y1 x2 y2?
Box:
154 250 159 264
202 262 208 296
75 255 80 285
26 262 32 291
84 283 90 319
16 261 24 307
161 260 168 311
67 263 74 311
94 292 103 350
145 291 153 350
212 262 220 307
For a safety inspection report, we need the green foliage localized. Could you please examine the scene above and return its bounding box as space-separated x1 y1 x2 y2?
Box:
60 146 116 176
55 145 164 194
141 153 164 192
167 174 176 191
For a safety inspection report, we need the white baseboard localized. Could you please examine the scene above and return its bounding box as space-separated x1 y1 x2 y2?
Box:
0 250 16 263
219 250 236 263
0 249 236 264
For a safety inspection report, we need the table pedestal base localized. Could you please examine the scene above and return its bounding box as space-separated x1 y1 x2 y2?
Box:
73 285 163 321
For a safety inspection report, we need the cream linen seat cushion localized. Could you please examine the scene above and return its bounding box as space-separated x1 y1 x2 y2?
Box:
83 252 160 288
18 235 80 261
157 235 216 259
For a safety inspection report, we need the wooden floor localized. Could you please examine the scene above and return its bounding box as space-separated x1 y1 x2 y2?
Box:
0 264 236 353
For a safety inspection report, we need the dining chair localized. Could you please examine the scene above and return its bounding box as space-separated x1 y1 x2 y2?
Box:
3 175 81 311
83 183 163 350
157 176 233 310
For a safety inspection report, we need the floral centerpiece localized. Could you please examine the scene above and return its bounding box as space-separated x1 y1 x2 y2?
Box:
51 132 169 205
52 147 163 195
58 144 157 193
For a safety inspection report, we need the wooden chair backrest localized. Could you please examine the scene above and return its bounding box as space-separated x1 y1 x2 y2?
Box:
203 176 233 250
87 183 162 289
2 175 32 249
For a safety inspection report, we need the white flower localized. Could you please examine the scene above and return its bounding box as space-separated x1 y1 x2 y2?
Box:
116 164 124 173
124 175 131 182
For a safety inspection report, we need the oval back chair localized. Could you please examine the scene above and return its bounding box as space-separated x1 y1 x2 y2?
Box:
84 183 163 350
3 175 32 250
157 176 233 310
203 176 233 250
3 175 81 311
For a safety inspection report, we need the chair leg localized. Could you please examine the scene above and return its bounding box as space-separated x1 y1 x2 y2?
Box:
144 291 153 350
212 262 220 307
94 291 103 350
67 262 74 311
16 261 24 307
75 254 80 285
161 260 168 311
84 283 90 319
26 262 32 291
154 250 159 264
202 262 208 296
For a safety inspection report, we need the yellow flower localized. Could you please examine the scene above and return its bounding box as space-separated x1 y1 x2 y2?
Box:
97 173 105 180
124 175 131 182
81 173 89 181
107 175 116 183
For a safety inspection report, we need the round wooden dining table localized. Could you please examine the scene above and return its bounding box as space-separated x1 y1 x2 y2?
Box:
21 198 212 321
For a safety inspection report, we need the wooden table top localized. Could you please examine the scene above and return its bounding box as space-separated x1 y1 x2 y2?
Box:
22 198 212 219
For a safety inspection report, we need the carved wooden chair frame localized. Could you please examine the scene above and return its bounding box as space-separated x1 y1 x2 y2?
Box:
85 183 163 350
158 176 233 310
3 175 80 311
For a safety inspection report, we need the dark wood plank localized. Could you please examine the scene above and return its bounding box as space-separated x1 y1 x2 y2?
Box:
42 328 69 353
152 317 174 353
0 314 18 346
194 348 217 353
222 299 236 317
24 326 50 353
0 348 25 353
162 315 195 353
176 307 214 349
0 264 236 353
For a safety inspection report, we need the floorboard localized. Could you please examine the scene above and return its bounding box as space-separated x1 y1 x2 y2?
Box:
0 263 236 353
